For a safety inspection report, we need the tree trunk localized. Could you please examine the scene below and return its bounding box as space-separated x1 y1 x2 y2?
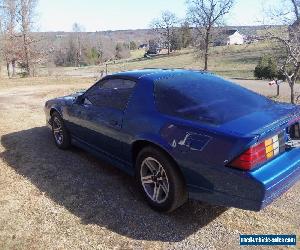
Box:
12 59 16 77
76 51 79 67
291 82 295 104
291 64 300 104
76 35 81 67
167 28 170 55
23 33 31 76
204 28 210 71
6 62 11 78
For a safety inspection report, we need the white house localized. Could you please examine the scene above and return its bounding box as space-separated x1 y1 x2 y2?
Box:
214 29 245 46
226 29 244 45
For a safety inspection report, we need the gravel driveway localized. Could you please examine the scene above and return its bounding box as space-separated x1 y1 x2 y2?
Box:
0 77 299 249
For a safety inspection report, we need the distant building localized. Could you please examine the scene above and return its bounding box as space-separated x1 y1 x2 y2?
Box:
214 29 244 46
138 44 148 49
147 40 161 54
55 34 67 39
244 34 266 44
225 29 244 45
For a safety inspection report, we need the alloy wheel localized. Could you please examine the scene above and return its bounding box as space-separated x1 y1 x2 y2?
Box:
52 117 64 145
140 157 170 204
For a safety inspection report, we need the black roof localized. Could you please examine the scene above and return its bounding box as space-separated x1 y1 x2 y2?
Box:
111 68 212 81
225 29 238 36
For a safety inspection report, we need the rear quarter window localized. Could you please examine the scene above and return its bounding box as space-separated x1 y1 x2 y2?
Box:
154 73 273 125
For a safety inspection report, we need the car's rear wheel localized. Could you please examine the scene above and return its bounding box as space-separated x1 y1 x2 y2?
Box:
51 112 71 149
136 146 187 212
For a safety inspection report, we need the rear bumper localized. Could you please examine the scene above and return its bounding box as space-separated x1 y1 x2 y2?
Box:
188 186 264 211
188 147 300 211
251 147 300 210
260 167 300 209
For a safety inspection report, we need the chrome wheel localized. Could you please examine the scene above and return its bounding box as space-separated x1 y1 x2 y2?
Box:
140 157 169 204
52 117 64 145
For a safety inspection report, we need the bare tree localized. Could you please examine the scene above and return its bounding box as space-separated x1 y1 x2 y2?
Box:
0 0 18 77
292 0 300 19
0 3 4 77
151 11 178 55
17 0 37 76
187 0 234 70
267 0 300 103
0 0 42 77
0 4 2 76
72 22 83 67
180 21 193 48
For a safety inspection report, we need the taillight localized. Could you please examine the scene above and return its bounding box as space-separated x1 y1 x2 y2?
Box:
229 132 285 171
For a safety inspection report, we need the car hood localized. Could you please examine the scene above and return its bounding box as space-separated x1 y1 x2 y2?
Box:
50 91 84 104
59 91 84 101
220 102 300 138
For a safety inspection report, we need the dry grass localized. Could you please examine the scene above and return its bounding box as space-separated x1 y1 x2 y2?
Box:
0 76 95 90
0 41 279 81
50 41 278 80
0 76 299 249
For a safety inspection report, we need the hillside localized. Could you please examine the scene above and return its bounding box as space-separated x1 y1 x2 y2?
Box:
34 25 284 45
51 40 279 80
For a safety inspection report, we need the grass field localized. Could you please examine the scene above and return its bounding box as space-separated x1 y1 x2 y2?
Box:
73 41 279 79
0 40 277 81
0 40 281 82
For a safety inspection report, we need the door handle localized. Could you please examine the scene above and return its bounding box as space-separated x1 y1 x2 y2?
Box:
109 120 119 126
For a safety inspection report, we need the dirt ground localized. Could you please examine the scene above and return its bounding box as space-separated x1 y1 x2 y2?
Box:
0 76 299 250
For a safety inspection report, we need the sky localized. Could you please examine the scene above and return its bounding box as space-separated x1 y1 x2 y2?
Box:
37 0 281 32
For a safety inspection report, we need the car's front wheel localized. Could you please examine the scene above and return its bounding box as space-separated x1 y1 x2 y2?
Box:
51 112 71 149
136 146 187 212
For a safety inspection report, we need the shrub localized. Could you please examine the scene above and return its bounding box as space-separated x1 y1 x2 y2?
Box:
170 30 182 51
86 47 102 65
129 41 137 50
254 55 278 80
115 43 130 59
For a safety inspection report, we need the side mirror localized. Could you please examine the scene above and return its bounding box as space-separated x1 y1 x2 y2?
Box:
75 94 84 104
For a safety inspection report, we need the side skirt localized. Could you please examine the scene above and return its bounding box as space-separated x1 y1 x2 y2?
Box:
71 136 135 176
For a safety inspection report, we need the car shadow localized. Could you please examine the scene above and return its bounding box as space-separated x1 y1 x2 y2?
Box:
0 126 227 242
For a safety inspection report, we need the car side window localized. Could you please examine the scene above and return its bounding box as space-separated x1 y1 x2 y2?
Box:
101 79 135 89
85 79 136 111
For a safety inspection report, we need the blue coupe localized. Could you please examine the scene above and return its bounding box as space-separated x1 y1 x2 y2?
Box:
44 69 300 212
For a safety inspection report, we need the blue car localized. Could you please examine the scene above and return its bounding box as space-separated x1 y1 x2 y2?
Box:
44 69 300 212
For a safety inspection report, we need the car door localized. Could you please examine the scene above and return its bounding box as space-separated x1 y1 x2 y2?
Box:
66 78 136 159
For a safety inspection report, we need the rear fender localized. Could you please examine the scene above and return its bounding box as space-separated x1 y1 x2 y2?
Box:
133 133 174 156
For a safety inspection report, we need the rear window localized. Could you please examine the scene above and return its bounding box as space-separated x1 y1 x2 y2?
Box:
154 73 273 125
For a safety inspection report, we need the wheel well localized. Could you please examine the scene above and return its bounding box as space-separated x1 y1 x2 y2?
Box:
49 109 61 126
131 140 186 183
132 140 153 164
50 108 59 117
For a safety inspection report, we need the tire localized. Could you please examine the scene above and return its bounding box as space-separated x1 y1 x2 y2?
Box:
136 146 188 212
51 111 71 149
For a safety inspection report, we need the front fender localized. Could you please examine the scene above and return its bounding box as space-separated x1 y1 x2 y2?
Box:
44 100 65 127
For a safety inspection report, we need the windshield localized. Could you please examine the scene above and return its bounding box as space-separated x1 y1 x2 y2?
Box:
154 73 273 125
